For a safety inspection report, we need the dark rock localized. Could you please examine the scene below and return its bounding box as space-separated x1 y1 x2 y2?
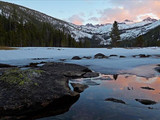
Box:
94 53 107 59
82 68 92 72
109 54 118 57
155 67 160 73
113 74 118 80
139 54 151 58
83 72 99 78
72 56 82 60
105 98 126 104
71 83 88 93
120 56 126 58
63 71 85 78
0 63 16 68
135 99 157 105
0 62 97 119
141 86 155 90
83 56 92 59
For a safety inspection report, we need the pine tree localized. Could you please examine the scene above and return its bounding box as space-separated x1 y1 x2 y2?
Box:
110 21 120 47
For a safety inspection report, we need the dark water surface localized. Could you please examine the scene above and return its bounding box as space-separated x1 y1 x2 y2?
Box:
38 74 160 120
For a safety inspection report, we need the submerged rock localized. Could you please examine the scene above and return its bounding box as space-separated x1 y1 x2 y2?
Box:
141 86 155 90
105 98 126 104
71 83 88 93
135 99 157 105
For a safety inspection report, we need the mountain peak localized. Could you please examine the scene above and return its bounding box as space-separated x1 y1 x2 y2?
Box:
143 17 157 22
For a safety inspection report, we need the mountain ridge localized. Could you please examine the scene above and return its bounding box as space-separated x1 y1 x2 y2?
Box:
0 1 160 47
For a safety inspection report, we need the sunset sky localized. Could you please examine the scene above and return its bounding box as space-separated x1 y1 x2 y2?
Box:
2 0 160 25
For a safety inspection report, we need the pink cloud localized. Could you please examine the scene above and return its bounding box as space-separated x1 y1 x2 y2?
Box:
98 0 160 24
68 14 84 25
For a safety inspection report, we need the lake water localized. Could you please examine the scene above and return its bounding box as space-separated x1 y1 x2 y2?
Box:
38 74 160 120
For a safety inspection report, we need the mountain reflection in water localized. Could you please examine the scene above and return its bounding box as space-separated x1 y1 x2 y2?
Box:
38 74 160 120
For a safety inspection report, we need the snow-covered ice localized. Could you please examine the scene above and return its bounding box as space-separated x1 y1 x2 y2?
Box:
0 47 159 76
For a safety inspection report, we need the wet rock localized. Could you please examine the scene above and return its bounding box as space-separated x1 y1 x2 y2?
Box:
83 56 92 59
135 99 157 105
105 98 126 104
109 54 118 57
71 83 88 93
119 56 126 58
141 86 155 90
72 56 82 60
0 63 16 68
94 53 107 59
83 72 99 78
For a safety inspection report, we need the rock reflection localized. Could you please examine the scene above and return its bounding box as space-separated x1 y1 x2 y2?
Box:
100 74 160 101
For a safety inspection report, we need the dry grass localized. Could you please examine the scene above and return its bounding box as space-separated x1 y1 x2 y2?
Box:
0 46 18 50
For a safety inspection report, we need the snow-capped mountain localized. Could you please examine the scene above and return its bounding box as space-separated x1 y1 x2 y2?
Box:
0 1 160 46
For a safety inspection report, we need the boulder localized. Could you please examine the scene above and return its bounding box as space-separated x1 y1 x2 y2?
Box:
0 62 99 119
72 56 82 60
94 53 107 59
71 83 88 93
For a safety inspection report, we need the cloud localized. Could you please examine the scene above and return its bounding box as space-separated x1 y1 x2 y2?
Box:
68 14 84 25
98 0 160 24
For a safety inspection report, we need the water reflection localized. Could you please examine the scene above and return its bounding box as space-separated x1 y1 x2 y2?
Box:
38 74 160 120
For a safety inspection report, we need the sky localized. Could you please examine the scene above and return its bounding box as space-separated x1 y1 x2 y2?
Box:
2 0 160 25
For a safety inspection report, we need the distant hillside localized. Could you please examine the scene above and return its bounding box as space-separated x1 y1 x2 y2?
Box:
0 1 160 47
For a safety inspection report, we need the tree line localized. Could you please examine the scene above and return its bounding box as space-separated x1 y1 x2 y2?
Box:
0 11 91 47
110 21 160 47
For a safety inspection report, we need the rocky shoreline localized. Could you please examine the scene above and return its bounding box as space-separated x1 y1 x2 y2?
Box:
0 62 99 120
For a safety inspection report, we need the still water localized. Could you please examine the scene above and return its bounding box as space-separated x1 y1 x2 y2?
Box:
38 74 160 120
